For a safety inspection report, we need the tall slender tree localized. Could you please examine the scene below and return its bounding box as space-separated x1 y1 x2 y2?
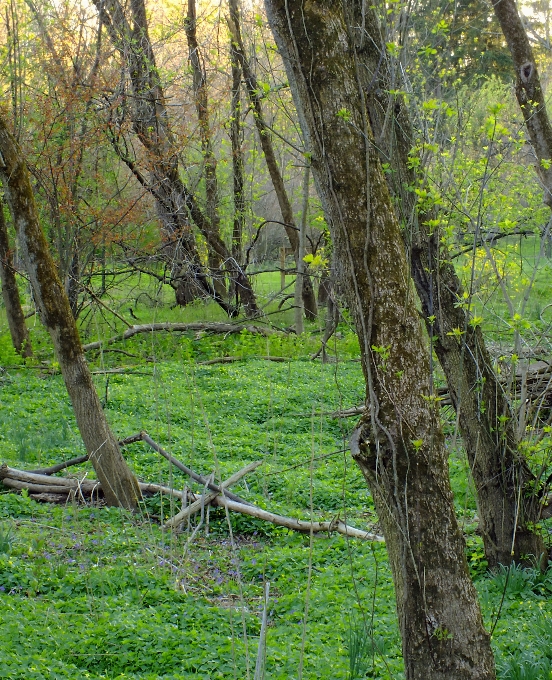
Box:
227 0 318 320
265 1 495 677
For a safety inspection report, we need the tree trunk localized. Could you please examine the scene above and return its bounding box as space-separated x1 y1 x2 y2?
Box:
185 0 227 303
347 0 545 569
96 0 260 316
228 29 257 316
0 115 140 511
227 0 317 320
491 0 552 208
0 199 32 357
265 2 496 678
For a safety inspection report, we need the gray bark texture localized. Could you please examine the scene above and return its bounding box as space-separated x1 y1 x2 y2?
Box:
347 0 545 568
0 115 140 510
264 2 496 678
0 199 32 357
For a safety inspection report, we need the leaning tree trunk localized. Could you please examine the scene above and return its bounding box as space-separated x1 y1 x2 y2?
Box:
264 2 496 678
227 0 317 320
0 115 140 511
346 0 545 569
0 198 32 357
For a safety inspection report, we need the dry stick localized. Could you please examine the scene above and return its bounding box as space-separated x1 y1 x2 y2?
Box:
197 494 384 542
138 482 186 500
137 431 252 506
165 460 263 528
82 323 273 352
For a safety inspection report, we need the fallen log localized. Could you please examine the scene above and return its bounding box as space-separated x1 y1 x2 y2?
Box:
0 464 99 493
0 461 384 541
83 322 273 352
194 492 384 542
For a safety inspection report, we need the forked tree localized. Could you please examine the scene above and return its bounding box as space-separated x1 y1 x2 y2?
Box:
264 1 495 677
0 113 140 511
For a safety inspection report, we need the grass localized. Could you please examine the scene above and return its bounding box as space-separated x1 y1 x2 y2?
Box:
0 269 552 678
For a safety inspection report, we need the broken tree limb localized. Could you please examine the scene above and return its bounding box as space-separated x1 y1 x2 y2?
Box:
165 459 263 528
0 464 98 492
137 431 252 506
30 455 89 476
82 322 273 352
202 493 384 541
138 482 185 500
0 463 384 541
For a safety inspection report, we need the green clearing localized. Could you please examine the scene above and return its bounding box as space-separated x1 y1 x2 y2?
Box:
1 305 552 678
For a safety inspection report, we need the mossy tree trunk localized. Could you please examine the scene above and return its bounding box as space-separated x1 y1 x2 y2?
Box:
0 198 32 358
265 2 496 677
0 115 140 511
345 0 545 569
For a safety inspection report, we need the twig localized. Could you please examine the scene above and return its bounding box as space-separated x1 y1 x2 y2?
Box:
202 493 384 541
197 356 288 365
30 455 89 476
135 431 252 506
165 460 263 528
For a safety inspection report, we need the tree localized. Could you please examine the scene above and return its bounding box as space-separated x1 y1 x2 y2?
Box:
0 112 140 511
94 0 259 316
227 0 318 321
491 0 552 209
0 198 32 357
347 0 546 568
264 1 496 677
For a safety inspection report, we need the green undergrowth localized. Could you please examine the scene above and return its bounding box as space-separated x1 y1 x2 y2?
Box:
0 350 551 677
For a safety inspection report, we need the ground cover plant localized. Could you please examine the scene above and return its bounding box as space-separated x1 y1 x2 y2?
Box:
1 314 552 678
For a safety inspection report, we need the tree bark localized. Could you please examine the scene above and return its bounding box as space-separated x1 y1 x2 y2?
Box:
265 2 496 678
227 0 317 320
347 0 545 569
0 199 32 357
491 0 552 208
95 0 259 316
0 114 140 511
185 0 227 303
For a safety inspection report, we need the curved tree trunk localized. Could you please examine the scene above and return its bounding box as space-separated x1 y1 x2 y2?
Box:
265 2 495 677
347 0 545 569
0 115 140 511
0 199 32 357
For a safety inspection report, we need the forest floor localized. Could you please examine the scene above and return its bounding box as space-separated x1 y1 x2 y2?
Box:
0 276 552 679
